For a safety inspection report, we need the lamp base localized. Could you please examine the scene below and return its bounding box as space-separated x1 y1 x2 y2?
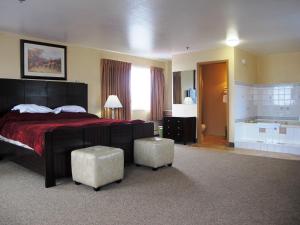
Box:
111 109 115 119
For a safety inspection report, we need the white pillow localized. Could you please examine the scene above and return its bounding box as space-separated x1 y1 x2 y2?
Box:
53 105 86 114
12 104 54 113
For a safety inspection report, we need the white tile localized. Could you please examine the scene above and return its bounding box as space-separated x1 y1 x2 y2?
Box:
277 144 288 153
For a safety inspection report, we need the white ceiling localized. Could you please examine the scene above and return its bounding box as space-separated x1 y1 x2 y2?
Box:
0 0 300 59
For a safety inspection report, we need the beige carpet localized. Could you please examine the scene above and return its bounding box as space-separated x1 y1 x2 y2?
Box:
0 145 300 225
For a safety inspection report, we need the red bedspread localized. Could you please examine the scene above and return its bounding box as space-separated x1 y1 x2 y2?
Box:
0 112 143 156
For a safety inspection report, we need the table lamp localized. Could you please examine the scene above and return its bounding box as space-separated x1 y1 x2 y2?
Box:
183 97 193 104
104 95 122 119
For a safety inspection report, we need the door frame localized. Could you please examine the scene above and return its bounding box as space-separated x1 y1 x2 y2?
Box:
196 60 229 144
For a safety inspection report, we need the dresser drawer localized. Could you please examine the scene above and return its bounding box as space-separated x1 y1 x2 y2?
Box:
174 130 183 137
164 118 183 127
173 123 183 130
164 123 173 130
174 118 183 124
163 116 196 144
164 118 173 125
163 128 173 139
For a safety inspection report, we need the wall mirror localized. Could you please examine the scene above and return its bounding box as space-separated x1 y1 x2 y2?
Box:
173 70 196 104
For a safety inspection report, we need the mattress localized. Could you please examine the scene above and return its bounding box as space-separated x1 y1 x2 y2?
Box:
0 112 145 156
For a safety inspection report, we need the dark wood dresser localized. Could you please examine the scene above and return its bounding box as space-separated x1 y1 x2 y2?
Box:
163 117 196 144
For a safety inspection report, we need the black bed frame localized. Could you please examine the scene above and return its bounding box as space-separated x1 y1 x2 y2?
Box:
0 78 154 188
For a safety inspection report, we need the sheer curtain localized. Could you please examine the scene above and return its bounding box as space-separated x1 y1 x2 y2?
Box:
150 67 165 121
101 59 131 120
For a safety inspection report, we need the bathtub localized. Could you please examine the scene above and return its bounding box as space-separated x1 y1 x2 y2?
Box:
235 120 300 155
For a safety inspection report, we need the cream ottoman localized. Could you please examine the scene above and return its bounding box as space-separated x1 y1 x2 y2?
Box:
71 146 124 191
134 137 174 170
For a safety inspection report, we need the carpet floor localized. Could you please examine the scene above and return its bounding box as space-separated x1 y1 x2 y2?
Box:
0 145 300 225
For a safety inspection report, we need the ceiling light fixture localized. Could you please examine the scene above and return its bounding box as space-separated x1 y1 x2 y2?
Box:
18 0 26 3
226 37 240 47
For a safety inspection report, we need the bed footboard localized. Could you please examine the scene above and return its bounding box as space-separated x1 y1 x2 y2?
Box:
1 122 154 188
44 125 110 188
45 133 55 188
133 122 154 139
110 122 154 163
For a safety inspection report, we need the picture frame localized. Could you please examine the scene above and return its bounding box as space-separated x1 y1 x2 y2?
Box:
20 39 67 80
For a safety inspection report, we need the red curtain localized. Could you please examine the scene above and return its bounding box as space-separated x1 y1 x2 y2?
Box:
101 59 131 120
150 67 165 121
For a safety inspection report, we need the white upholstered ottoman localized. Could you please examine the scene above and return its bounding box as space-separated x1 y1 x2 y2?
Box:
134 137 174 170
71 146 124 191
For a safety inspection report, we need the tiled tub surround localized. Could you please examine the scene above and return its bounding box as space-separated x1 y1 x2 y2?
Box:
235 84 257 121
235 82 300 121
235 82 300 155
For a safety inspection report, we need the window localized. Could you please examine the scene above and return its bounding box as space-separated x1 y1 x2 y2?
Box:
273 86 294 106
131 66 151 111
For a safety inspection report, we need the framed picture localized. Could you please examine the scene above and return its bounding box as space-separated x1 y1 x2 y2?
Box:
20 39 67 80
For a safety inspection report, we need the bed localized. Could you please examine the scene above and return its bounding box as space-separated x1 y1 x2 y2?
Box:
0 78 154 188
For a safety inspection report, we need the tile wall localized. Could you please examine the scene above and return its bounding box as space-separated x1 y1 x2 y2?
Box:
235 82 300 121
235 84 256 120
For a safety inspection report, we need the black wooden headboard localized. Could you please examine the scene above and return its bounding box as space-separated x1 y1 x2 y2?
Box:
0 78 87 116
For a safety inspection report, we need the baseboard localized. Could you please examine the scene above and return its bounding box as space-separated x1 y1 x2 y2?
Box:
228 142 235 148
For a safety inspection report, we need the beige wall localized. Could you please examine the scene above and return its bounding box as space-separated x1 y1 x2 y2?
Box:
172 47 235 142
234 48 257 84
234 49 300 85
0 31 171 119
257 52 300 84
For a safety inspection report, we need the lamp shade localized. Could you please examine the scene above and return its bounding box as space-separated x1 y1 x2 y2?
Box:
104 95 123 108
183 97 193 104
